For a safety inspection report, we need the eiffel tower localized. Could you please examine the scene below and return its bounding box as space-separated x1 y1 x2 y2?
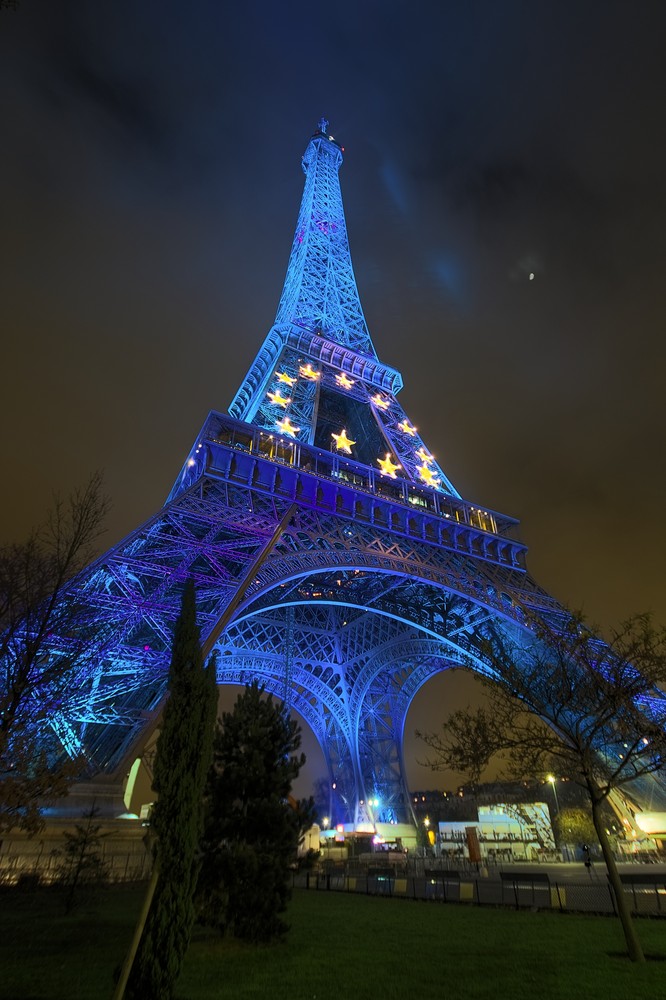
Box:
24 120 664 826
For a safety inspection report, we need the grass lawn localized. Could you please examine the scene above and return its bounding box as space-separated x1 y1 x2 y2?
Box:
0 884 664 1000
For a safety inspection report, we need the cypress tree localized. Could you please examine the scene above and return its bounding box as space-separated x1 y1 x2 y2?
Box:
125 579 217 999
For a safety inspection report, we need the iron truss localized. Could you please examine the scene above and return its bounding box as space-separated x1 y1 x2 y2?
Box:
7 122 666 824
5 458 588 824
274 119 376 357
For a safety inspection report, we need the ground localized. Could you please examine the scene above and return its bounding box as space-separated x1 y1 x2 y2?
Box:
1 883 665 999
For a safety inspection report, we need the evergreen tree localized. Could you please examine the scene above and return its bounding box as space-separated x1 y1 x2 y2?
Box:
197 681 314 942
124 579 218 1000
554 807 599 848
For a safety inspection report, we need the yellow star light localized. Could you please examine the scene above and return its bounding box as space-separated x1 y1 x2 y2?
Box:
335 372 355 390
276 417 300 437
417 464 440 488
398 420 417 436
416 447 434 465
267 390 290 408
276 371 297 386
299 363 320 380
331 428 356 454
377 453 400 478
371 394 390 410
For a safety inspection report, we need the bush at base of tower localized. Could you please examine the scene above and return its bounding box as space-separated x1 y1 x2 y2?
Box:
196 681 315 942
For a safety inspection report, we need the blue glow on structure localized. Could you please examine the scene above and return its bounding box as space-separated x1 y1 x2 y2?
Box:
273 119 376 358
7 121 666 827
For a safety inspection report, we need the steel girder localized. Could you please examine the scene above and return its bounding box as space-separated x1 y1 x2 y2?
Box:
224 571 519 825
16 459 549 822
13 460 664 822
274 124 376 357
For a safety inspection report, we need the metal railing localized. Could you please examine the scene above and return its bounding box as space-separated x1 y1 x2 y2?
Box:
0 847 151 886
293 865 666 917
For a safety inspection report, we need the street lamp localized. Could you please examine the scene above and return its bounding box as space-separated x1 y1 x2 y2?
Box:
547 774 560 815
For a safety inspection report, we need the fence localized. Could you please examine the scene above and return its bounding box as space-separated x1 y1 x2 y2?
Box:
3 840 664 917
0 842 151 886
294 867 666 917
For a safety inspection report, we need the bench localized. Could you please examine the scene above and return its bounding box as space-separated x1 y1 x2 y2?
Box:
500 871 552 908
618 872 666 886
425 869 461 881
615 872 666 913
423 869 472 901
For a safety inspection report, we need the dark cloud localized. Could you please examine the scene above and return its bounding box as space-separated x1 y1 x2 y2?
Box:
44 42 167 149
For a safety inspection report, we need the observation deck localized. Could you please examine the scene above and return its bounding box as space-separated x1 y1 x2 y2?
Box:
169 411 527 574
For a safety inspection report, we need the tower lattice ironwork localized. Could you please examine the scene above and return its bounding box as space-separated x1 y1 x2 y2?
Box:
9 121 666 825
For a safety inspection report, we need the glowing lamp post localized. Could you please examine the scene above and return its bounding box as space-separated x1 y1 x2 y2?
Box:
547 774 560 816
423 815 433 852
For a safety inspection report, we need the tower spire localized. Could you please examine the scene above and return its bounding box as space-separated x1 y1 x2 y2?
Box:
229 122 459 496
273 120 377 358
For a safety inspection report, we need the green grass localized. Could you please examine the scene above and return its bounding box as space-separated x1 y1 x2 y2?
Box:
1 885 664 1000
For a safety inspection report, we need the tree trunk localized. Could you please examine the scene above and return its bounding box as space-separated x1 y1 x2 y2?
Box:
590 795 645 963
112 858 160 1000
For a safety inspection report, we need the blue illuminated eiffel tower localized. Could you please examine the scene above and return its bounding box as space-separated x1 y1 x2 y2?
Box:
20 121 665 826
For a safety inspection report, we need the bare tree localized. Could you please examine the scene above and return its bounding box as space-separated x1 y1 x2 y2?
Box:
55 804 110 914
417 610 666 963
0 473 109 833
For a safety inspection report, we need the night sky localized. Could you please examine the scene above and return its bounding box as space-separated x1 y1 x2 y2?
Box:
1 2 665 791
